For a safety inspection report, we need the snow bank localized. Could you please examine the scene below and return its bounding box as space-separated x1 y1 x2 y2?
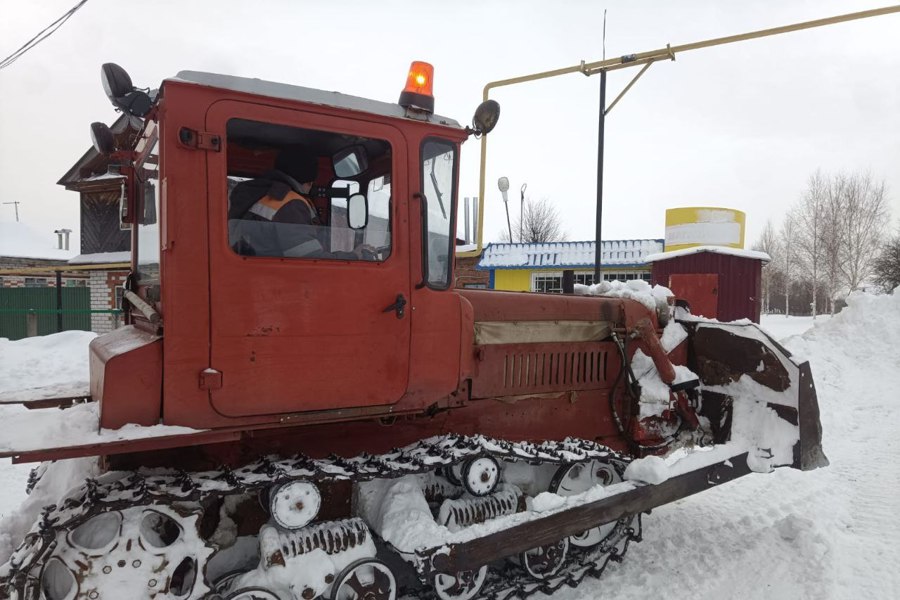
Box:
0 331 95 400
785 291 900 363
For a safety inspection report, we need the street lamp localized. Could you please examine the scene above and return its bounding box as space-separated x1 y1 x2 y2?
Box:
498 177 512 242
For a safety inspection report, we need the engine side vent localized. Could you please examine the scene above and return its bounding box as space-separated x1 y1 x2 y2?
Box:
503 350 608 388
471 342 617 399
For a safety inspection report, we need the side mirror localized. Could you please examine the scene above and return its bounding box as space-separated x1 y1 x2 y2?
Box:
469 99 501 137
348 193 368 229
333 145 369 178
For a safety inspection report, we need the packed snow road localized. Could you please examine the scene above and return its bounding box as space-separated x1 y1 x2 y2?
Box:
0 296 897 598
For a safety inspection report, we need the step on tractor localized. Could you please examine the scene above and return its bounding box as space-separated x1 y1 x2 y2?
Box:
0 61 826 600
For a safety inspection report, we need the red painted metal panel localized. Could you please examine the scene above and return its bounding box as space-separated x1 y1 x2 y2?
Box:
90 325 162 429
205 102 411 416
652 252 763 323
669 273 719 319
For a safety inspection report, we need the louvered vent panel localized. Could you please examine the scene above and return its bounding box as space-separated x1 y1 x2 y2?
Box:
502 349 608 390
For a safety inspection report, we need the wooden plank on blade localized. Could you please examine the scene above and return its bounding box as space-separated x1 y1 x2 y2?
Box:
430 453 752 574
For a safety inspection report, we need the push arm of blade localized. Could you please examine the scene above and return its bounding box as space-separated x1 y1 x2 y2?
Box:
124 289 160 324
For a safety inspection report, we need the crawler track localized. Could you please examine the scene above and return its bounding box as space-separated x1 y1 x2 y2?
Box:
0 435 634 600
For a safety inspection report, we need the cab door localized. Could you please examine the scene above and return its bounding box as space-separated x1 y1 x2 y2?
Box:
205 101 410 417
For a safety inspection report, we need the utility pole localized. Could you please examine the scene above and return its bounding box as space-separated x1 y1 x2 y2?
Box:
594 71 606 283
519 183 527 244
2 201 21 222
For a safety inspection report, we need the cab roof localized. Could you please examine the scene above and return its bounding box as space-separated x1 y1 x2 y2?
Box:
170 71 463 129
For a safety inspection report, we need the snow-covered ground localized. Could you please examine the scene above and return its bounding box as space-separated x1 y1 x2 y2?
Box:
0 296 897 598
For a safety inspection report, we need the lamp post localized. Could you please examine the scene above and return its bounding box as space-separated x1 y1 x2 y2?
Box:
498 177 512 242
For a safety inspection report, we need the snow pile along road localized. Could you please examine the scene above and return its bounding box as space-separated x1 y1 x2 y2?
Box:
0 331 95 402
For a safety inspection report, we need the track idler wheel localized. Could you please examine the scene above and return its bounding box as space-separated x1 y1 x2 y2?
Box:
520 537 569 580
461 456 501 497
331 558 396 600
432 566 488 600
269 480 321 530
550 460 621 547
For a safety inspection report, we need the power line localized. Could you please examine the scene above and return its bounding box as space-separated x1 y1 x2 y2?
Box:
0 1 89 71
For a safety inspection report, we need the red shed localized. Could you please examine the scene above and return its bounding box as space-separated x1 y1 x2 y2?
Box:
648 246 770 323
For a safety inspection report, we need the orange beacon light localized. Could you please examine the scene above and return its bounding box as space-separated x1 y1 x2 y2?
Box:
398 61 435 113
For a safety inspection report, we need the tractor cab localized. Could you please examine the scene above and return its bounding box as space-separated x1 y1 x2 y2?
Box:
90 64 496 432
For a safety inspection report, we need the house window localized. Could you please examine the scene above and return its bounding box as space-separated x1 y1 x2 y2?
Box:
114 286 125 310
533 273 562 293
24 278 47 288
65 279 87 287
574 272 594 286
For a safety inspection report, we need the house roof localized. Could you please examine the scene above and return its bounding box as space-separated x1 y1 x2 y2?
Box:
477 239 664 270
57 113 138 191
0 222 77 260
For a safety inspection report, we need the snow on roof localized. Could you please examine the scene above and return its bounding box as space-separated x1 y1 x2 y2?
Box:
646 245 771 264
477 239 664 270
171 71 462 129
68 251 130 265
0 222 77 260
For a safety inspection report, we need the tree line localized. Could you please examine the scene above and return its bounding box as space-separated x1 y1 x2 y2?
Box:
754 170 898 316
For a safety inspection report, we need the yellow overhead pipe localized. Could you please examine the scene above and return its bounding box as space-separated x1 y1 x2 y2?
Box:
458 4 900 258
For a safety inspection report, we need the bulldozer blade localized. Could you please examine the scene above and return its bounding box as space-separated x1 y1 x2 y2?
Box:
686 320 828 472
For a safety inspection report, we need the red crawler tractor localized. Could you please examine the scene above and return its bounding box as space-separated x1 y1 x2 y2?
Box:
0 62 825 600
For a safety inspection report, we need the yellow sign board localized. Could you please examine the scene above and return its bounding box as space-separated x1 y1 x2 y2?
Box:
664 207 746 252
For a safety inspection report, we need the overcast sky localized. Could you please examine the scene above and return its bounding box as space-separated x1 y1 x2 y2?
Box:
1 0 898 253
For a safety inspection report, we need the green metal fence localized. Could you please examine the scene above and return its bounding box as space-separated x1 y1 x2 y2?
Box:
0 287 119 340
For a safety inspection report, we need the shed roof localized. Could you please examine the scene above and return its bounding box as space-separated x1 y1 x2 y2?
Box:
478 240 664 270
646 245 770 264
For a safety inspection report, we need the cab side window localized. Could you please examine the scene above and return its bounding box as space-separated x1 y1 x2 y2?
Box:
226 118 391 262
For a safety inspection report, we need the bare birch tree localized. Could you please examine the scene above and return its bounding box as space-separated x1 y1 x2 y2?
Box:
499 197 566 243
819 177 845 314
794 171 828 318
837 173 889 290
753 219 780 313
778 212 799 316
